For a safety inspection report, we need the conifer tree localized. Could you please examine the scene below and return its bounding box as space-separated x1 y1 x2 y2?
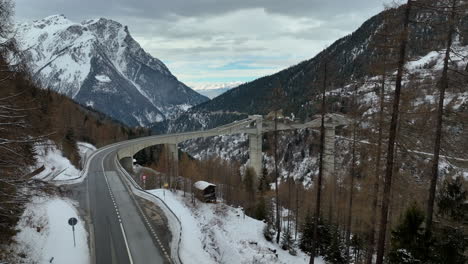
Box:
325 229 346 264
300 210 315 255
387 203 427 264
281 225 295 252
436 176 467 221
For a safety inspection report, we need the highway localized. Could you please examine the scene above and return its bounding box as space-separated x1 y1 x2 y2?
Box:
76 118 261 264
76 115 333 264
81 142 170 264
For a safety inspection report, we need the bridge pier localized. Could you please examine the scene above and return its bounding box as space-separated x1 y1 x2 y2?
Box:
248 133 263 177
115 114 347 188
120 156 134 173
166 143 179 178
323 125 336 179
248 115 263 178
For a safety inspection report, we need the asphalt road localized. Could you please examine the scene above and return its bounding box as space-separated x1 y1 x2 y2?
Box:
84 146 168 264
78 119 260 264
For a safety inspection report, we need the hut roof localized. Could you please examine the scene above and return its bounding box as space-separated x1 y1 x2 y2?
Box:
194 181 216 191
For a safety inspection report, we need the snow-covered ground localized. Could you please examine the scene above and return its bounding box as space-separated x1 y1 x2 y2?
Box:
33 141 96 183
12 196 89 264
7 141 96 263
148 189 324 264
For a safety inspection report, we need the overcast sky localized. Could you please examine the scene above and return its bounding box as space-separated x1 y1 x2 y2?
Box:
14 0 393 89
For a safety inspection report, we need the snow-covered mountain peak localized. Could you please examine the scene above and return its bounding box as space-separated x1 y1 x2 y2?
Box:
17 15 208 127
37 14 70 25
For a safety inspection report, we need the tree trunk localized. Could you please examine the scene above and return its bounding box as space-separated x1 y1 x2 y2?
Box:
295 183 299 241
366 67 386 264
375 1 412 263
345 86 358 263
426 0 456 236
309 62 327 264
287 172 292 241
274 111 281 244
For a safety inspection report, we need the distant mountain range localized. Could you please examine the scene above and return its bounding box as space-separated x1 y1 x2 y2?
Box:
17 15 208 127
177 2 468 187
191 82 243 99
169 3 468 133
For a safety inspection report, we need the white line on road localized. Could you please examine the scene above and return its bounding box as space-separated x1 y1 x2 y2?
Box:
113 157 173 262
119 223 134 264
101 151 134 264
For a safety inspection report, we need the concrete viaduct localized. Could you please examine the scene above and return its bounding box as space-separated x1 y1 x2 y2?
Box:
117 114 349 179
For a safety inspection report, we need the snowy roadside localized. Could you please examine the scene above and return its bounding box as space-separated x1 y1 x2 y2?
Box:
33 141 97 184
11 196 89 264
5 141 96 263
148 189 325 264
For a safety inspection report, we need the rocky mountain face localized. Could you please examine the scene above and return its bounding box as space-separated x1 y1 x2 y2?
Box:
17 15 208 127
170 4 468 133
173 2 468 186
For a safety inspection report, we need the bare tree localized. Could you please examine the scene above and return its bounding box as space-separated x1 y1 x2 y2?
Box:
0 79 47 244
269 85 284 244
309 62 327 264
365 71 387 264
365 11 393 264
425 0 461 236
345 84 358 263
376 1 413 264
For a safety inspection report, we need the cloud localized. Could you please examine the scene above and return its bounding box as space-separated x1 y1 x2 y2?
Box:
14 0 391 86
15 0 388 21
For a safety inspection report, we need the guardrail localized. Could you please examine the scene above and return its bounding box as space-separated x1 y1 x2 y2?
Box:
114 156 183 264
51 143 100 185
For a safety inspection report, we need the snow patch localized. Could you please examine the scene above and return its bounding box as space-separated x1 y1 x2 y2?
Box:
12 196 89 264
85 100 94 108
95 74 111 83
33 142 81 181
193 181 215 190
148 189 321 264
33 141 96 183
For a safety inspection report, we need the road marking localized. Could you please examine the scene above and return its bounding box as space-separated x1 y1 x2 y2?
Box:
101 152 134 264
113 157 173 263
88 138 184 263
119 223 134 264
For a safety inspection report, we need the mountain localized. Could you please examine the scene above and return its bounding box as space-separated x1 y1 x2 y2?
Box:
177 2 468 186
16 15 208 127
170 4 468 133
191 82 243 99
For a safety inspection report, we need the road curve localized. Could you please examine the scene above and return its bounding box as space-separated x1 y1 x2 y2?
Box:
82 119 262 264
84 139 171 264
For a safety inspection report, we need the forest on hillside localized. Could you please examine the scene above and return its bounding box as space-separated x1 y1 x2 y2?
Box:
0 0 148 254
137 1 468 264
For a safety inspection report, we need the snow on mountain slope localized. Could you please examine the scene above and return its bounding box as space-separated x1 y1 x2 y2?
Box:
180 43 468 187
17 15 208 127
191 82 243 99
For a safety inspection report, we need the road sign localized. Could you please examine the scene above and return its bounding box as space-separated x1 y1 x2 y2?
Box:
68 217 78 247
142 175 147 189
68 217 78 226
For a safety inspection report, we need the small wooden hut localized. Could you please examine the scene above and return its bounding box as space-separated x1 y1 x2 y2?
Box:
193 181 216 203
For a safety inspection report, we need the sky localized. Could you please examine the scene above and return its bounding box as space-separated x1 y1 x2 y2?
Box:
14 0 393 90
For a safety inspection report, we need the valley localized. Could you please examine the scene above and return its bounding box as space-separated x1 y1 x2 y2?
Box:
1 0 467 264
